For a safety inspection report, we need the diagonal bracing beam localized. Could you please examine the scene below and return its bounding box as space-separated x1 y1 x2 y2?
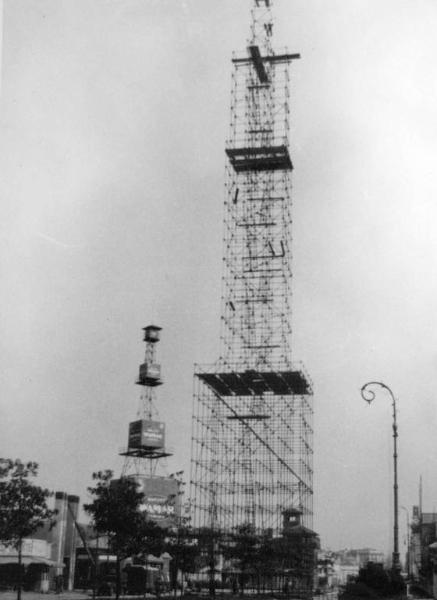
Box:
205 383 311 494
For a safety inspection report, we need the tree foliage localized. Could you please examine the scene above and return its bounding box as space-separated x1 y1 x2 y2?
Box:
231 523 260 575
165 524 199 588
354 563 406 598
220 522 318 595
84 470 166 599
0 459 57 600
221 523 261 594
0 459 56 548
85 471 145 558
84 470 165 557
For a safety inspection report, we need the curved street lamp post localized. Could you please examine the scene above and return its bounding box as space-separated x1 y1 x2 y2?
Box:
360 381 401 573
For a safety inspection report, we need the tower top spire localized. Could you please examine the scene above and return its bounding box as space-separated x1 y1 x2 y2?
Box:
250 0 274 53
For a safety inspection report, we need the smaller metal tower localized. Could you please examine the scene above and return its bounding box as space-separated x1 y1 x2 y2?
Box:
118 326 183 528
120 325 172 477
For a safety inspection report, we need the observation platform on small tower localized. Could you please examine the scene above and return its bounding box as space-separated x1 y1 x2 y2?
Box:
198 368 311 397
119 447 172 460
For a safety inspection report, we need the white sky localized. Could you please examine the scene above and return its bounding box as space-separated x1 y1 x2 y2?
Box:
2 0 437 558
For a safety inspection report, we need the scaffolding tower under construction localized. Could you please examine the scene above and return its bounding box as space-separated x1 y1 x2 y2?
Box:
190 0 313 537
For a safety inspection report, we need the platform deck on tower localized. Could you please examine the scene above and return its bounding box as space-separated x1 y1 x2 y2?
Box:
198 368 311 397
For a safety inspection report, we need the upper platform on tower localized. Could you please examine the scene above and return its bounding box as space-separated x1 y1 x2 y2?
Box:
225 0 300 172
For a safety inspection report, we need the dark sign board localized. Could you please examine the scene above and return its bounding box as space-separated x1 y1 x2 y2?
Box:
128 420 165 449
138 362 161 383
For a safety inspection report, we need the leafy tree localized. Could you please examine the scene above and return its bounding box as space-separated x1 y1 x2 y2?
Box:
276 527 319 595
165 524 199 591
223 523 261 594
0 459 57 600
355 562 406 598
257 531 279 593
84 470 165 600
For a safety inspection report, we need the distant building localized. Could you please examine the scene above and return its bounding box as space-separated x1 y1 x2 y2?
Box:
409 506 437 598
333 548 385 568
328 548 385 586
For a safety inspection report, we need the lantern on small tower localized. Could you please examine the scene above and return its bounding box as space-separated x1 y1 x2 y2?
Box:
143 325 161 343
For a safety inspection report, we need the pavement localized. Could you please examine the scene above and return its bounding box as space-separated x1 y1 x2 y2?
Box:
0 593 181 600
0 593 89 600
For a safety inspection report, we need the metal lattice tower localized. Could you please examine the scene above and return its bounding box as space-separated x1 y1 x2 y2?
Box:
121 326 172 477
190 0 313 537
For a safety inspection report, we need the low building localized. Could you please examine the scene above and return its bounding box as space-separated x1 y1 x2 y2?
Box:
0 492 80 592
329 547 385 587
333 548 385 569
0 538 59 592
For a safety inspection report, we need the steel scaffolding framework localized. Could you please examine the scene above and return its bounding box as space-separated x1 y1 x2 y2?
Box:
190 0 314 538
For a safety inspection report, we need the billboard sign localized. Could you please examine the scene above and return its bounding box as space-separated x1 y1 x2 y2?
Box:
128 420 165 449
130 476 181 526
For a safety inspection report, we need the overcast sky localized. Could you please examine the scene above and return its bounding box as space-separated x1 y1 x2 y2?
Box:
2 0 437 557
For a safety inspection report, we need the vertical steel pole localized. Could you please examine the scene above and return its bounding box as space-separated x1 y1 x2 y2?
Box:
392 397 400 572
401 507 410 578
361 382 401 573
